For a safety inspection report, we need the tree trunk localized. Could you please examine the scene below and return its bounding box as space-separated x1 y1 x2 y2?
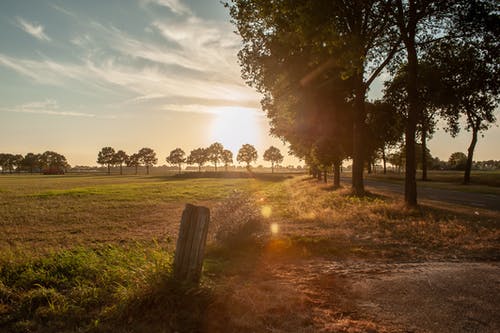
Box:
404 38 418 207
382 148 387 174
120 164 123 175
323 169 327 183
214 161 217 172
107 164 111 175
333 160 341 188
352 86 366 195
179 164 182 174
135 165 138 175
271 162 274 173
464 125 478 185
146 165 149 175
367 160 372 174
198 164 201 172
422 123 428 181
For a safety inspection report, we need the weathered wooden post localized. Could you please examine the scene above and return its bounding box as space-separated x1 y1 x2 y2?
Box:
173 204 210 284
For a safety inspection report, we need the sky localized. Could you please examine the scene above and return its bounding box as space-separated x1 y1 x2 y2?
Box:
0 0 498 167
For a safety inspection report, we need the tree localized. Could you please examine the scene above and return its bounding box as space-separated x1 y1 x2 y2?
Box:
448 152 467 170
166 148 186 174
187 148 209 172
39 151 69 174
430 40 499 184
97 147 116 175
221 149 233 172
138 147 157 175
383 62 442 180
127 153 141 175
0 153 9 174
22 153 41 174
207 142 224 172
263 146 284 173
113 150 128 175
228 0 400 195
365 101 405 175
3 154 23 173
237 144 258 169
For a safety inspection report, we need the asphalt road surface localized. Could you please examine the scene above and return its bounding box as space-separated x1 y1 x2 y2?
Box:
339 175 500 211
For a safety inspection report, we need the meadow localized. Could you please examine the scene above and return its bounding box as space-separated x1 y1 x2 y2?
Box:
0 173 499 332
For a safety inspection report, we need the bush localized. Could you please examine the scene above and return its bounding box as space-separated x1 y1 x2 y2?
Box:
211 191 263 247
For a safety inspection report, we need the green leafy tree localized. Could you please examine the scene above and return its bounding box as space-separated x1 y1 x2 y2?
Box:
40 151 69 174
22 153 41 174
126 153 141 175
263 146 284 173
166 148 186 174
5 154 23 173
383 62 442 180
97 147 116 175
221 149 233 172
187 148 209 172
448 152 467 170
429 41 499 184
113 150 129 175
237 144 258 169
228 0 400 195
207 142 224 171
138 147 157 175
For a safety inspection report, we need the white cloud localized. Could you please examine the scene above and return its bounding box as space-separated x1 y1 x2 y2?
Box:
141 0 192 15
49 3 77 18
15 17 51 41
1 8 261 114
0 99 99 118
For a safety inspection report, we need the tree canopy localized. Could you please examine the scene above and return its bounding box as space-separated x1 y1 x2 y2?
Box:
237 144 258 168
97 147 116 175
138 148 157 175
263 146 284 173
166 148 186 174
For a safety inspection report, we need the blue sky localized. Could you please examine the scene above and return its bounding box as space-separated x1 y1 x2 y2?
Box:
0 0 498 166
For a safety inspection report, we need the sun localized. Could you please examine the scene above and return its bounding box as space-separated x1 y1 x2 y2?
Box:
210 107 262 153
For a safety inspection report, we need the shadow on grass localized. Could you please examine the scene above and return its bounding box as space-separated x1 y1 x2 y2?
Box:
147 171 293 182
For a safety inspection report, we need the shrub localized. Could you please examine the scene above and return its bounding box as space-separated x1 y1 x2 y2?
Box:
211 191 263 247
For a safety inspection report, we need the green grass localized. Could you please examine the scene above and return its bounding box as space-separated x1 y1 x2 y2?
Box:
0 173 498 332
0 174 288 332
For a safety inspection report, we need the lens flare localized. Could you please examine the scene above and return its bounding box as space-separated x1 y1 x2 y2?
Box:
270 223 279 234
261 205 272 218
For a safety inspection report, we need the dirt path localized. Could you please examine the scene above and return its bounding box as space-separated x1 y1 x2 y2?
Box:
279 260 500 332
210 259 500 332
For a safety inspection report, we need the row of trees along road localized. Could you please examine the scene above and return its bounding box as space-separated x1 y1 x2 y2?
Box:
97 143 284 175
227 0 499 207
0 151 69 174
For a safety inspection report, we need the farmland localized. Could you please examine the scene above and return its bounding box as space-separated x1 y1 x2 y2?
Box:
0 173 499 332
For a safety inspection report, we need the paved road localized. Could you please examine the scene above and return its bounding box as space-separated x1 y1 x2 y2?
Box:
340 176 500 211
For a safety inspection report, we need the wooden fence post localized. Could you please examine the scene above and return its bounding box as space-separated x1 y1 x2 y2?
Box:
173 204 210 284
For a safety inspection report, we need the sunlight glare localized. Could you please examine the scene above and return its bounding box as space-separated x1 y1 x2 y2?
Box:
270 223 279 235
210 107 261 153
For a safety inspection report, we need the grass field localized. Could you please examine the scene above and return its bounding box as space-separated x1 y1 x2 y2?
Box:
0 173 499 332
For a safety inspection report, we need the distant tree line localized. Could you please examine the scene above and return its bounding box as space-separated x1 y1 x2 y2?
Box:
0 151 69 174
385 147 500 172
96 143 284 175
